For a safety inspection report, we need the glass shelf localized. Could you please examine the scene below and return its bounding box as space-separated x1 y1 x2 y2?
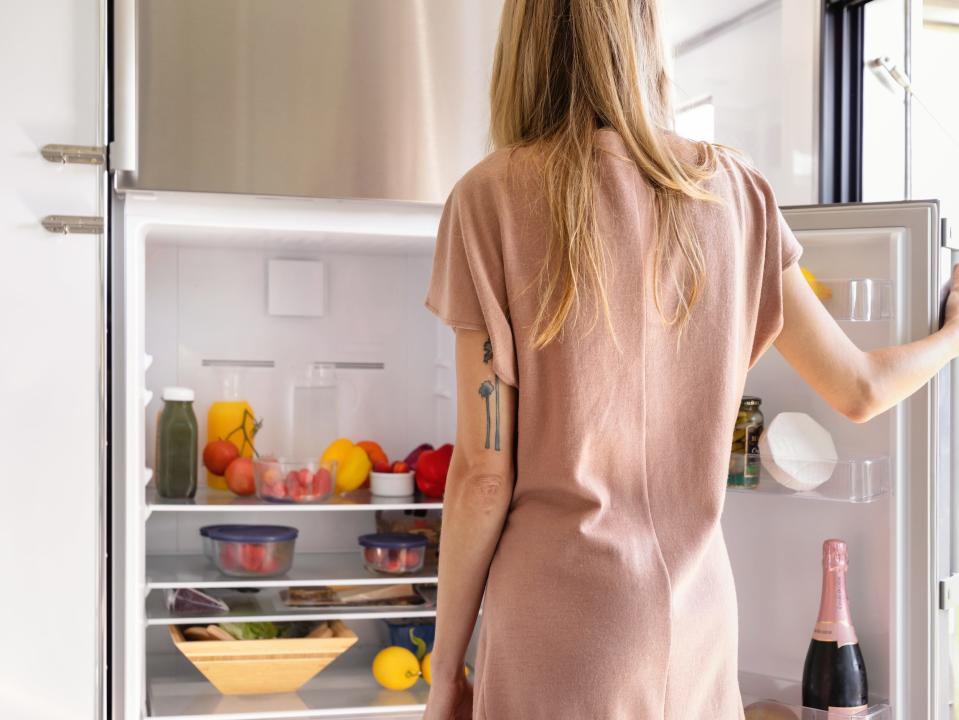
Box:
146 484 443 512
817 278 893 322
145 553 439 590
727 454 890 503
148 646 430 718
740 670 891 719
146 587 436 626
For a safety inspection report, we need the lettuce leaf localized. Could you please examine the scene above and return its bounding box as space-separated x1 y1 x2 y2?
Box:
219 621 278 640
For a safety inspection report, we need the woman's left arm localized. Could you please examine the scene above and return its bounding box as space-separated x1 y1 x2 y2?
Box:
424 328 516 715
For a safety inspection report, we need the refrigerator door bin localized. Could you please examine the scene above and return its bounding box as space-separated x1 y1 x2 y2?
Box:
816 278 894 322
740 670 891 718
727 454 890 503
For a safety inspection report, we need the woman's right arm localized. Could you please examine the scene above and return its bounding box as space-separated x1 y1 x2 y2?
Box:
774 263 959 423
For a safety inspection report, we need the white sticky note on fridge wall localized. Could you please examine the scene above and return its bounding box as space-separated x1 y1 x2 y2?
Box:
267 259 326 317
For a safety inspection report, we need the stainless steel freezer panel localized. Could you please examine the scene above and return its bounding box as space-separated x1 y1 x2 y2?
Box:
125 0 503 201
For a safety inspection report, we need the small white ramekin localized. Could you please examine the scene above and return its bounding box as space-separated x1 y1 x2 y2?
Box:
370 471 415 497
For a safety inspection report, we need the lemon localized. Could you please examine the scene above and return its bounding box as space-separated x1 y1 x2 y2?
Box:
372 646 421 690
800 267 833 301
421 652 432 686
321 438 354 466
420 652 468 686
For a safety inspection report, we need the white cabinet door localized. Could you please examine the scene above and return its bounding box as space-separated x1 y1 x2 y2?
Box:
0 2 104 719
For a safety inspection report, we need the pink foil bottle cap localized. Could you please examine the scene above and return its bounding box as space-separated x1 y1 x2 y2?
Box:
822 538 848 571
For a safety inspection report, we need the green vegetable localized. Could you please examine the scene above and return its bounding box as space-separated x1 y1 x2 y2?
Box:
278 621 315 639
410 628 427 660
219 621 278 640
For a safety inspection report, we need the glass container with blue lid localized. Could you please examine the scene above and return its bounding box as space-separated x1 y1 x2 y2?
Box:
205 524 299 578
358 532 428 575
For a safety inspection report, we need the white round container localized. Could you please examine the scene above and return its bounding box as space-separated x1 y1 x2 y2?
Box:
370 471 415 497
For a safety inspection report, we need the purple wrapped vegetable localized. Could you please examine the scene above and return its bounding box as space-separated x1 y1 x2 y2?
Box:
403 443 434 470
166 588 230 616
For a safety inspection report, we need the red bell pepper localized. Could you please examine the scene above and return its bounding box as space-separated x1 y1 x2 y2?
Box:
415 443 454 498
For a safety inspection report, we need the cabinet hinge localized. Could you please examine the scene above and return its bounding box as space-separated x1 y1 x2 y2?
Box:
41 215 104 235
40 144 106 166
939 574 959 610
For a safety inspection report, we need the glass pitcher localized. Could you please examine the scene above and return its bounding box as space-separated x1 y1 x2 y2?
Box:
292 362 339 460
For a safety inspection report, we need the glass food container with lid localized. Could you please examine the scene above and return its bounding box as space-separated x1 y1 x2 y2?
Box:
206 524 299 578
358 533 428 575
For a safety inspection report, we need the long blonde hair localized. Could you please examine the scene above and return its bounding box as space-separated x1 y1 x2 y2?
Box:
490 0 719 348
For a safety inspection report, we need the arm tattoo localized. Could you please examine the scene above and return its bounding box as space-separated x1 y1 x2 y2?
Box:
477 337 501 450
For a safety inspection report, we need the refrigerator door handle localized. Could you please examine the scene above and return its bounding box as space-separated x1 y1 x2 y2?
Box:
41 215 105 234
41 143 106 165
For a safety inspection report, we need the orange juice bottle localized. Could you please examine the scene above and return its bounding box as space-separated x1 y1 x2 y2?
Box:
206 370 256 491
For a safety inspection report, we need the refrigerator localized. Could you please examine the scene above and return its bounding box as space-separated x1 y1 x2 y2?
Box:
3 1 957 720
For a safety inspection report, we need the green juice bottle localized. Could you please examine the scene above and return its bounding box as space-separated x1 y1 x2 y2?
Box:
156 387 198 499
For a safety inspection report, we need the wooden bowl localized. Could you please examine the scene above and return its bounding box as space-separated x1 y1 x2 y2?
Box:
169 621 358 695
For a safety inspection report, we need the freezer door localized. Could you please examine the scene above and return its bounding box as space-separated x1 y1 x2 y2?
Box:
120 0 502 202
781 201 950 720
0 2 106 719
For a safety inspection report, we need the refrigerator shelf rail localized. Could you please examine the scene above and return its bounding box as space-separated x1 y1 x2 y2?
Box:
740 670 891 718
147 646 430 719
146 485 443 512
816 277 894 322
726 454 890 503
146 588 437 626
146 553 439 591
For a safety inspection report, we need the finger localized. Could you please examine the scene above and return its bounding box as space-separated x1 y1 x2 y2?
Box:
953 263 959 289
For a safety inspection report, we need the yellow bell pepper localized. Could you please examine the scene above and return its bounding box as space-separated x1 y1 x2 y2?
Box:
320 438 372 493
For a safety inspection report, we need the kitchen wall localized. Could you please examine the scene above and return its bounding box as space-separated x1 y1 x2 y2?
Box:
912 10 959 222
665 0 820 204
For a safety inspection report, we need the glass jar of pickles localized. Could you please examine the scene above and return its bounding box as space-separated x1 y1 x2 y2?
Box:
728 396 763 488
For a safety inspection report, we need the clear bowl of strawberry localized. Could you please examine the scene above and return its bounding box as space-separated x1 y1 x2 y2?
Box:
207 525 298 577
254 458 335 503
358 533 428 575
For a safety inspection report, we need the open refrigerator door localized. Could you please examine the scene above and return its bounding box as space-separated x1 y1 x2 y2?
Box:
726 201 952 720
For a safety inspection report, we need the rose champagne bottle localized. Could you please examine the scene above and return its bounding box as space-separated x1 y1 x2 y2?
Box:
801 539 868 715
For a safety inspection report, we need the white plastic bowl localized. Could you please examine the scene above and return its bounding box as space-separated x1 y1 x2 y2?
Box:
370 471 415 497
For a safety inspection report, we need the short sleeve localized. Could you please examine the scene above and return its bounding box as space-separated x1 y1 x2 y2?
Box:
425 179 519 388
746 168 804 368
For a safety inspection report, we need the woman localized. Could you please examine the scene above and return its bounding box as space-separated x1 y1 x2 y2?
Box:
422 1 959 718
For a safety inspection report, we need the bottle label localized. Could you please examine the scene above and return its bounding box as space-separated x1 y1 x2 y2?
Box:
827 706 868 716
812 619 858 648
745 423 762 455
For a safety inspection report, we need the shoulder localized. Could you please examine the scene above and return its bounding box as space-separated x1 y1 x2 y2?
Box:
438 149 519 239
709 144 776 205
448 145 542 206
